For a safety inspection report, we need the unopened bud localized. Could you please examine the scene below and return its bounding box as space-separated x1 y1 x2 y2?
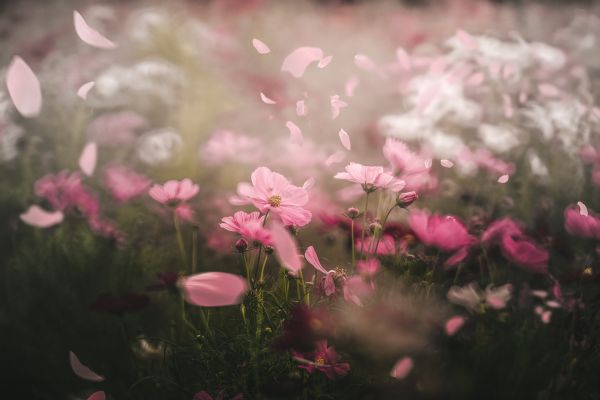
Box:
369 221 382 235
264 245 274 255
346 207 360 219
397 191 418 208
235 238 248 253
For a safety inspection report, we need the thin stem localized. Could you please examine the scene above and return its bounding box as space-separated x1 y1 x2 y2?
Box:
360 192 370 260
351 219 356 269
373 204 398 255
191 228 198 274
173 212 187 273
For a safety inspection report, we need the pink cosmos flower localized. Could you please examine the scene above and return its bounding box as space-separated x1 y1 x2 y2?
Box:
220 211 265 234
335 162 406 193
564 205 600 239
356 259 381 278
355 235 396 256
238 220 273 246
103 164 150 203
343 275 375 307
292 340 350 380
408 210 474 267
305 246 337 296
199 129 263 166
447 282 512 311
236 167 312 227
482 218 549 274
382 139 438 193
148 179 199 205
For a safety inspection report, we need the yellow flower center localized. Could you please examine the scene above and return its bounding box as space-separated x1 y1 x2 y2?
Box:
315 356 326 366
268 195 282 207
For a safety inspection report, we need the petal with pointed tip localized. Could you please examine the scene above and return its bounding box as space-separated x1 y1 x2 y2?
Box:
74 11 116 49
6 56 42 117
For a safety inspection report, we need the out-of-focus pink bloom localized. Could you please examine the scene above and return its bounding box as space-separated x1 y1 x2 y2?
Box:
397 191 418 208
199 129 263 166
220 211 265 234
271 221 302 275
335 162 406 193
236 167 312 227
408 210 474 267
293 340 350 380
448 282 512 311
356 259 381 278
86 111 147 147
343 276 375 307
390 357 413 380
148 179 199 205
445 316 466 336
238 220 273 246
175 203 195 222
579 145 600 164
481 218 522 243
485 284 513 309
103 164 150 203
181 272 248 307
383 138 428 175
591 166 600 188
564 205 600 239
355 235 396 256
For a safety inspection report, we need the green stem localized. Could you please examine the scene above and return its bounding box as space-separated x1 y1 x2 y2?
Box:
191 228 198 274
373 204 397 255
351 219 356 269
360 192 371 260
173 212 187 273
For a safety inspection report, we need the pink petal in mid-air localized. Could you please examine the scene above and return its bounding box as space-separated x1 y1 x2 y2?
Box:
325 151 346 167
6 56 42 117
445 316 466 336
20 205 64 228
318 56 333 69
330 95 348 120
69 351 105 382
281 47 324 78
271 221 302 275
498 174 509 183
577 201 588 216
286 121 303 145
440 159 454 168
260 92 276 104
79 142 97 176
354 54 376 70
182 272 248 307
338 129 351 151
77 81 95 100
252 38 270 54
73 10 116 49
345 75 359 97
390 357 414 380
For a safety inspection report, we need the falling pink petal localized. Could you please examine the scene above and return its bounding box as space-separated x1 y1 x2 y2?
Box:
271 221 302 275
577 201 588 216
456 29 478 50
541 310 552 324
466 72 484 87
440 159 454 168
396 48 411 72
345 75 359 97
390 357 413 380
79 142 97 176
73 10 116 49
330 95 348 120
69 351 105 382
338 129 351 151
424 159 433 169
20 205 63 228
416 85 439 114
503 94 513 118
260 92 276 104
87 392 105 400
252 38 270 54
519 91 528 104
318 55 333 69
445 316 465 336
296 100 306 116
538 83 560 97
354 54 376 70
182 272 248 307
6 56 42 117
498 174 509 183
325 151 345 166
77 81 95 100
302 177 315 190
304 246 328 274
281 47 323 78
286 121 303 145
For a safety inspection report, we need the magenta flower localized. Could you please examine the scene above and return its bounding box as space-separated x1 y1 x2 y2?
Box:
103 165 150 203
148 179 199 205
408 210 474 266
564 205 600 239
356 259 381 278
482 218 549 274
335 162 405 193
355 234 396 256
236 167 312 227
220 211 265 234
293 340 350 380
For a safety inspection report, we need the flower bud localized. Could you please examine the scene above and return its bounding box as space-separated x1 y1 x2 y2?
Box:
235 238 248 253
369 221 382 235
346 207 360 219
397 191 418 208
264 245 274 255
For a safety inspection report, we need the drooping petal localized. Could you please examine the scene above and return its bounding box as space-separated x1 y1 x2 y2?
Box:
182 272 248 307
252 38 270 54
390 357 413 380
338 129 351 151
260 92 276 104
77 81 95 99
271 221 302 275
286 121 303 145
20 205 64 228
305 246 328 274
6 56 42 117
73 10 116 49
69 351 105 382
79 142 97 176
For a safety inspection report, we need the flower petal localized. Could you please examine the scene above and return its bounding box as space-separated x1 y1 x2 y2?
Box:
79 142 97 176
6 56 42 117
77 81 95 100
390 357 413 380
271 221 302 275
252 38 270 54
73 10 116 49
338 129 351 151
182 272 248 307
20 205 64 228
69 351 105 382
